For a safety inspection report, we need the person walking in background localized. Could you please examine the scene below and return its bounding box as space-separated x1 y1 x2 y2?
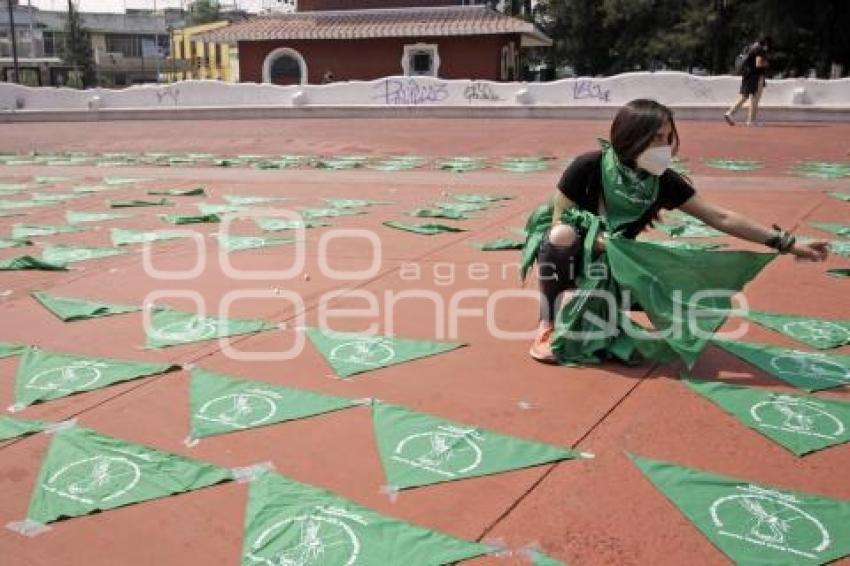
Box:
724 36 771 127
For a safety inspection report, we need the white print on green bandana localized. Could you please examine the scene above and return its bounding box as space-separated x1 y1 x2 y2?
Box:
392 425 483 479
26 360 108 394
227 236 268 251
40 245 125 265
769 350 850 387
43 455 141 506
151 316 219 343
246 506 365 565
781 320 850 349
197 389 279 430
55 249 93 262
751 395 844 441
330 338 396 368
611 183 654 206
709 484 830 559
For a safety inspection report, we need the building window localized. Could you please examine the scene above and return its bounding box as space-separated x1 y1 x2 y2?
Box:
271 56 299 82
43 31 66 57
401 43 440 77
262 47 307 85
105 34 157 57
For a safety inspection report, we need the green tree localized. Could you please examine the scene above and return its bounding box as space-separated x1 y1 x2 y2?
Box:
537 0 612 75
535 0 849 77
59 0 96 88
188 0 222 26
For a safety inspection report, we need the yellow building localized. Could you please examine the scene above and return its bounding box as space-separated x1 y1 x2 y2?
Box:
166 21 233 82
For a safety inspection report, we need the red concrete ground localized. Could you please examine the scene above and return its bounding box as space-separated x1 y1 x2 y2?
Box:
0 119 849 565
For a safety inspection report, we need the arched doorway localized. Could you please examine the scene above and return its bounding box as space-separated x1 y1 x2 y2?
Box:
262 47 308 85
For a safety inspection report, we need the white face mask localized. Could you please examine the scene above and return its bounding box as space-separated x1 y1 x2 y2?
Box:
636 145 672 176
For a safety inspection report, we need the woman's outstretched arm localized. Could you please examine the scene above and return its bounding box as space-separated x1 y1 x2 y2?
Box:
678 194 829 261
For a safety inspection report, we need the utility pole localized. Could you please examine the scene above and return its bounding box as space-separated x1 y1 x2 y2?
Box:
6 0 21 83
67 0 78 81
153 0 161 82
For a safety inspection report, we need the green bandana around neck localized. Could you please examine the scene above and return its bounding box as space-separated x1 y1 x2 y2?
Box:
599 139 659 233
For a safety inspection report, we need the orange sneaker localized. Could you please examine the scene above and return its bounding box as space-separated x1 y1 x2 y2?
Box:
529 327 556 364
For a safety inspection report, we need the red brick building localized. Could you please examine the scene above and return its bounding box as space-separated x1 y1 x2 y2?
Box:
199 2 550 85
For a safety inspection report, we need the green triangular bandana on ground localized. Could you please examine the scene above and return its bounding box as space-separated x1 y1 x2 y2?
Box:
704 159 764 171
147 187 206 197
0 416 48 441
605 240 774 368
325 198 393 208
810 222 850 238
65 211 132 223
683 376 850 456
255 218 327 231
474 238 525 250
146 308 277 349
827 191 850 202
41 245 126 264
33 176 70 184
31 291 139 322
453 192 512 203
744 310 850 349
409 208 470 220
793 163 850 179
223 195 288 205
527 549 568 566
714 339 850 391
304 328 463 378
0 182 28 192
159 213 220 225
110 228 189 246
109 198 173 208
830 240 850 257
0 237 31 249
0 342 27 359
25 425 232 525
367 156 425 171
437 158 485 173
71 185 114 194
827 268 850 278
12 224 83 239
103 177 149 185
501 159 549 173
383 221 466 235
0 200 42 210
0 256 67 271
189 368 357 440
215 234 295 253
436 201 492 213
31 193 84 203
373 402 583 489
13 346 178 408
315 156 368 170
299 207 366 219
242 471 489 565
197 203 253 216
630 454 850 565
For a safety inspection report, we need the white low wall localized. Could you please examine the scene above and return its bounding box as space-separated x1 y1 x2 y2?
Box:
1 72 848 120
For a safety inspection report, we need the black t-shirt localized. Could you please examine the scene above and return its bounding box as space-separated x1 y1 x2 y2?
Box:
556 150 696 239
743 45 767 77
